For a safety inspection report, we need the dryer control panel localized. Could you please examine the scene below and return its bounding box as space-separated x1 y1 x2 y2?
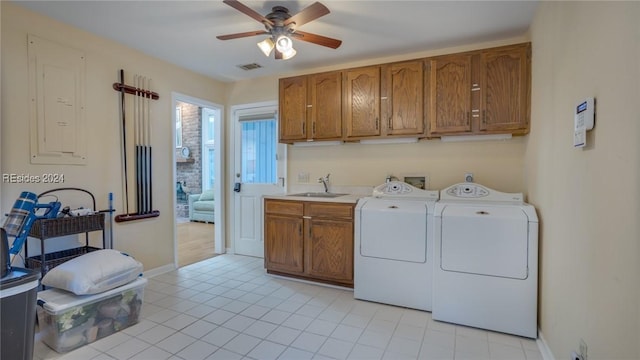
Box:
446 184 489 198
440 183 524 203
372 181 439 200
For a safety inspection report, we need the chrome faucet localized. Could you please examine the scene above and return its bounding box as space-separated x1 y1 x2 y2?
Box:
318 173 331 192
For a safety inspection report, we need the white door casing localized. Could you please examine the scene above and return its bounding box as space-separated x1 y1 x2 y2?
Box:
172 93 224 266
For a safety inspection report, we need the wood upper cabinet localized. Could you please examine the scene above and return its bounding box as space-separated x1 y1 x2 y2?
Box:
264 199 354 287
480 43 531 133
427 42 531 137
279 42 531 141
343 66 381 139
381 60 425 136
278 71 342 143
279 76 307 141
309 71 343 140
427 54 473 135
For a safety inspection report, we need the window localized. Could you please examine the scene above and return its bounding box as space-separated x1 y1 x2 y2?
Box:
175 106 182 148
202 108 217 190
240 117 277 184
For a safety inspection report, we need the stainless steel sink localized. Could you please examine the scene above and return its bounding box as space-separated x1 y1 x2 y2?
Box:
288 192 347 198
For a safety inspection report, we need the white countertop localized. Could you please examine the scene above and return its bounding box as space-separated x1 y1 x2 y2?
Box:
263 184 374 204
263 193 364 204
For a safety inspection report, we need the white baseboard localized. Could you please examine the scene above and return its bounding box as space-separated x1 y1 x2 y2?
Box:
144 263 176 278
537 328 556 360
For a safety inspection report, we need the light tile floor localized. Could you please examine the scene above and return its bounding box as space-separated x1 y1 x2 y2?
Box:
34 254 543 360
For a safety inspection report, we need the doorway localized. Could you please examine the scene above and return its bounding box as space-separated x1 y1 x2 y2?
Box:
172 93 224 267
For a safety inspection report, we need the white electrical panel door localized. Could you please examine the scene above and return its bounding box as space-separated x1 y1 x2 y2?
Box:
28 34 87 165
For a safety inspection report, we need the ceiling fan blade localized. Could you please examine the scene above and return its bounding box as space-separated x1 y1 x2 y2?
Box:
216 30 269 40
223 0 274 26
292 30 342 49
284 2 330 28
275 49 283 60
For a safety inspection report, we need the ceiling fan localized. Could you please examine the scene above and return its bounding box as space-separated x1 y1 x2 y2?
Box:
216 0 342 60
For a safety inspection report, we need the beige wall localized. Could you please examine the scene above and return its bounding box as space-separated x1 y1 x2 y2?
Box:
223 38 531 251
527 2 640 359
0 3 228 270
226 37 531 194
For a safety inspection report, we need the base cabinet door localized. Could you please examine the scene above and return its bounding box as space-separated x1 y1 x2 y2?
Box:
264 213 304 274
305 218 354 284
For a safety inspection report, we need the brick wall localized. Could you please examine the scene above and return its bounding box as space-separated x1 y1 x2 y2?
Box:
176 101 202 218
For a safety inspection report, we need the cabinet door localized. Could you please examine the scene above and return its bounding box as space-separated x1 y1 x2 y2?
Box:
344 66 381 138
265 213 304 273
383 61 425 136
427 54 472 135
480 44 530 133
309 71 342 140
279 76 307 142
305 217 354 284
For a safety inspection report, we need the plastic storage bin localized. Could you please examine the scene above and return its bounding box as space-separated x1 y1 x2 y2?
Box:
36 277 146 353
0 267 40 360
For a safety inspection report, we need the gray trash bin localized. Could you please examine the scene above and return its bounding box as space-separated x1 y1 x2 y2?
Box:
1 266 40 360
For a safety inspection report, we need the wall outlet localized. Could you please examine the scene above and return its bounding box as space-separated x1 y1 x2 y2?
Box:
297 172 310 183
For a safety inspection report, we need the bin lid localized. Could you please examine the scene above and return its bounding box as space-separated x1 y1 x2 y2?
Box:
37 277 147 315
0 267 40 296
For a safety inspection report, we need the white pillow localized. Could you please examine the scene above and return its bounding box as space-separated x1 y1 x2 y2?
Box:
42 249 143 295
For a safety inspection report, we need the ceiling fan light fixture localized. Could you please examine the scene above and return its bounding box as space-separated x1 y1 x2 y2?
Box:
275 35 293 52
257 37 275 57
281 47 297 60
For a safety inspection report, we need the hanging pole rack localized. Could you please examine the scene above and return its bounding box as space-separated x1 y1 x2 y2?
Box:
112 82 159 100
114 69 160 223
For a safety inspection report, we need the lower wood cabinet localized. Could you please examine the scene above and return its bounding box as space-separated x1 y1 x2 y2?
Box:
264 199 355 287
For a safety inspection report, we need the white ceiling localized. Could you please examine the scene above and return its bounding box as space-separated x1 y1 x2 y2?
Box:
14 1 539 83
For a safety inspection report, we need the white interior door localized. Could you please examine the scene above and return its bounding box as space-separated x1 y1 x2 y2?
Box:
233 102 286 257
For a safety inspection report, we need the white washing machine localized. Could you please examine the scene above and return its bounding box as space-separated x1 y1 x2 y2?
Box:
432 183 538 338
354 181 439 311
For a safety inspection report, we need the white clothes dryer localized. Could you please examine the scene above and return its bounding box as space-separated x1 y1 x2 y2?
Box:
432 183 538 338
354 181 439 311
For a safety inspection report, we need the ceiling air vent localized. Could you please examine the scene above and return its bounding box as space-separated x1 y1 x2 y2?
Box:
237 63 262 71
